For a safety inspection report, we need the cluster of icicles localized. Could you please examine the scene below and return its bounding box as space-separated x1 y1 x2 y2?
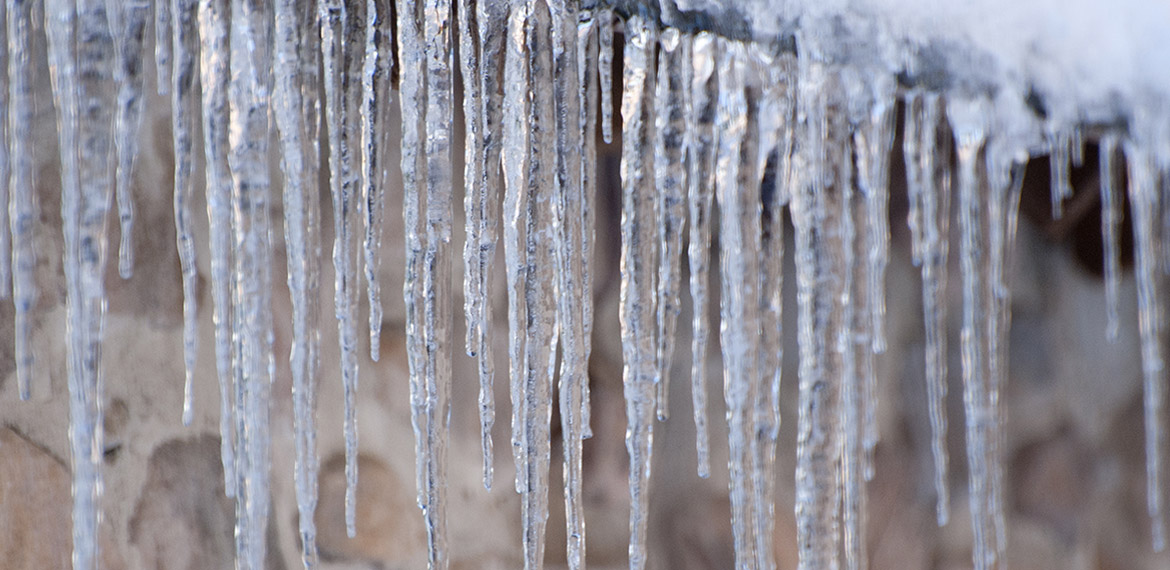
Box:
2 0 1169 569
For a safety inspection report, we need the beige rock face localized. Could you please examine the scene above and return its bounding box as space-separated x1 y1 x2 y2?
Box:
0 29 1167 570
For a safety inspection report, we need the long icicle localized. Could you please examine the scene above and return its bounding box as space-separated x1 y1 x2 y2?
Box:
576 2 597 441
227 1 275 567
715 39 768 570
1126 140 1167 551
686 31 718 478
107 0 148 279
0 0 8 300
790 51 847 570
47 1 117 568
652 27 687 422
171 0 200 426
363 0 392 363
274 0 323 564
321 0 366 537
619 14 658 570
8 0 37 401
198 0 238 498
905 91 953 526
549 0 588 566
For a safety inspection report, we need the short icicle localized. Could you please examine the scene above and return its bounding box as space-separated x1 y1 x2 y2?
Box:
1099 134 1122 342
619 14 658 570
274 0 323 564
107 0 148 279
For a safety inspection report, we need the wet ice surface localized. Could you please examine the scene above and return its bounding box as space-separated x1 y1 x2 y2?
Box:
5 1 1170 570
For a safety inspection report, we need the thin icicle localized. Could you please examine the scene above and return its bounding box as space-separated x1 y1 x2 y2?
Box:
1126 141 1167 551
619 15 657 570
8 0 37 401
653 28 686 422
1099 134 1122 342
198 0 237 499
362 0 391 362
549 0 588 566
274 0 322 564
1048 129 1071 220
904 91 952 526
48 1 118 568
0 0 8 300
108 0 148 279
686 31 717 478
171 0 199 426
576 2 597 441
227 2 275 568
597 7 613 144
789 51 847 570
320 0 365 538
473 0 506 491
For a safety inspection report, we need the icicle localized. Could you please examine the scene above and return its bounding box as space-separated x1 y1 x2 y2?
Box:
851 74 895 480
108 0 147 279
8 0 37 401
1099 134 1122 342
0 0 8 301
320 0 365 538
597 7 613 144
904 91 952 526
468 0 503 491
171 0 199 426
576 2 597 442
548 1 588 566
652 28 687 422
363 0 391 363
198 0 238 499
949 95 1008 570
789 52 846 570
227 2 275 568
48 0 118 568
753 43 794 570
686 31 717 478
619 14 657 570
274 0 322 565
1048 129 1071 219
1126 141 1167 551
502 2 559 567
717 39 777 570
156 0 173 94
549 0 589 567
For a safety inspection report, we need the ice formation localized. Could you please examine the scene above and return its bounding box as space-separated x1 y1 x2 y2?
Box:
3 0 1170 569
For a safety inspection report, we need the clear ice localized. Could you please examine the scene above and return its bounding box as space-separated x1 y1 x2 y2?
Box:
4 3 1170 570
